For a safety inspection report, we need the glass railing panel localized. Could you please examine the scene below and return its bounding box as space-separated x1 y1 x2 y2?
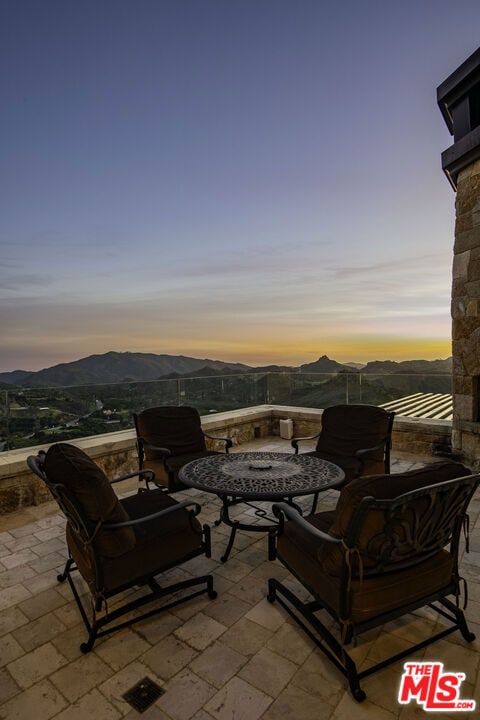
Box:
179 373 269 414
0 371 453 450
1 379 180 450
362 374 453 418
270 372 350 407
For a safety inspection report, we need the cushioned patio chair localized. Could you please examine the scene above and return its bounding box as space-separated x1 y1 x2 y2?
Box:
291 404 395 489
133 405 232 492
268 460 479 701
27 442 217 653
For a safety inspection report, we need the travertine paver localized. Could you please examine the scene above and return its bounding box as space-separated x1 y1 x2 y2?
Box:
0 440 478 720
142 636 199 679
0 666 20 705
266 621 315 665
189 641 248 689
262 684 334 720
200 591 251 627
173 612 227 650
0 583 31 611
204 676 273 720
331 692 398 720
244 597 286 631
17 587 66 620
49 688 121 720
220 617 274 656
12 612 67 652
238 646 298 696
93 628 152 671
0 634 24 667
7 642 67 688
156 669 216 720
0 678 68 720
50 653 114 702
291 649 345 704
0 606 28 636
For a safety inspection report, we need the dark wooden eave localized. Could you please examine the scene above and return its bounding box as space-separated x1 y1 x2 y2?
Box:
437 47 480 190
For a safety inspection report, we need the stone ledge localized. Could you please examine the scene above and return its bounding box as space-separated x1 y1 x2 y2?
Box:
0 405 452 514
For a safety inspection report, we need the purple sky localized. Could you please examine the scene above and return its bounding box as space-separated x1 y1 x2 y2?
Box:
2 1 480 372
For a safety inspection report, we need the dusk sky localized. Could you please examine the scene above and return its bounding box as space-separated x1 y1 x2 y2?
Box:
2 1 480 373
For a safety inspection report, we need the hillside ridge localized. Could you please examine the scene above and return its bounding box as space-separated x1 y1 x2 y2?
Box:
0 351 453 388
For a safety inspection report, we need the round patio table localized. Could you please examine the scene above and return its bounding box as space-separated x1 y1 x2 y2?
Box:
179 451 345 561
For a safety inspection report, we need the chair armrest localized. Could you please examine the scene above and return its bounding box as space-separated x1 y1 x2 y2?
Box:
355 436 389 459
103 500 202 529
110 469 157 485
354 436 390 474
140 440 172 459
203 432 233 453
272 502 341 544
291 433 321 455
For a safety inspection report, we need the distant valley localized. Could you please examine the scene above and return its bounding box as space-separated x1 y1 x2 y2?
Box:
0 351 453 451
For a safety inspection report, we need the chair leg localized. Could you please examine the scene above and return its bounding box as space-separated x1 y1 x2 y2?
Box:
57 556 74 583
67 569 217 653
268 578 477 702
437 598 476 642
267 578 366 702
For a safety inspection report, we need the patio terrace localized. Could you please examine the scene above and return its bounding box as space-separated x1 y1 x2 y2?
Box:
0 435 479 720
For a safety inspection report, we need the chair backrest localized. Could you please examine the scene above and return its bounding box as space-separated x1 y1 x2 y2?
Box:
27 443 136 559
134 406 206 458
319 460 475 576
316 404 394 461
346 471 479 575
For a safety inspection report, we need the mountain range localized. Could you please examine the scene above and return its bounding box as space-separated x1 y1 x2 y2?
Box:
0 351 453 388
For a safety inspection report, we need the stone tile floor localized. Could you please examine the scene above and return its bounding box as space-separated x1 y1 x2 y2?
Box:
0 439 479 719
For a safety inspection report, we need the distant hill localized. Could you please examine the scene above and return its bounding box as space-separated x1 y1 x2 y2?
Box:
0 352 251 387
299 355 347 374
363 358 452 374
164 363 296 379
0 370 35 385
0 352 453 388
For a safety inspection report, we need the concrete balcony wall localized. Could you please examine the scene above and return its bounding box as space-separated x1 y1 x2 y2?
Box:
0 405 453 515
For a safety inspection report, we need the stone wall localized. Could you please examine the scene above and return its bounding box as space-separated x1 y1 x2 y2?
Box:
0 405 452 514
0 432 139 515
452 157 480 467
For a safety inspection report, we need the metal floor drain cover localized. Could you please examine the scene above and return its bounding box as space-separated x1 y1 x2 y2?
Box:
123 676 164 713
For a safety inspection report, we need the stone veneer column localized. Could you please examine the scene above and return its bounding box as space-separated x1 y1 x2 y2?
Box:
438 48 480 467
452 158 480 460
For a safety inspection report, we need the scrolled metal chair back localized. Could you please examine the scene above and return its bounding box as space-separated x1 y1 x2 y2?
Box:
345 473 480 575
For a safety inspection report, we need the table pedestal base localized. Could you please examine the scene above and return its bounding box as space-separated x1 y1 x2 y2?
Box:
215 494 309 562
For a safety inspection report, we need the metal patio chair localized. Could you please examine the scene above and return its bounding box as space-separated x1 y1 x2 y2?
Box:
268 460 479 701
292 403 395 489
133 405 232 492
27 442 217 653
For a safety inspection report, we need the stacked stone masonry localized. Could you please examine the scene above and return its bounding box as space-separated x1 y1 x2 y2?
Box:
452 158 480 462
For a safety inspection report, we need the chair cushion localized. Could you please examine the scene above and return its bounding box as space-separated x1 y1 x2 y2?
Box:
136 406 206 459
316 404 391 462
67 488 205 593
44 443 136 558
303 450 363 484
277 521 454 625
166 450 222 474
316 460 471 575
